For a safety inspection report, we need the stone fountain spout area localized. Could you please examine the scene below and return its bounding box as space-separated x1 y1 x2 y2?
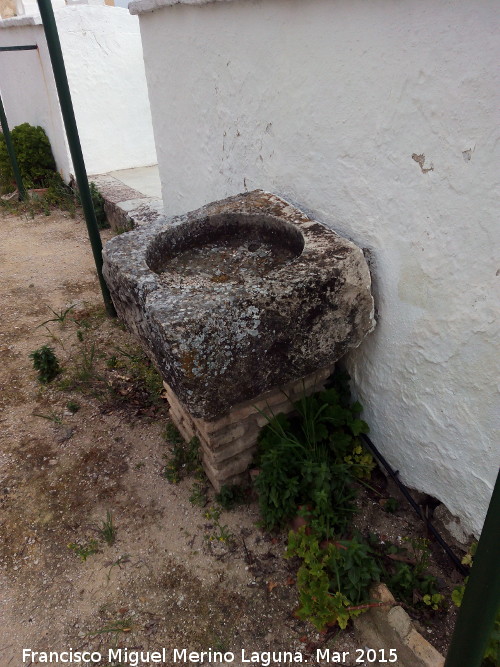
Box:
103 190 375 488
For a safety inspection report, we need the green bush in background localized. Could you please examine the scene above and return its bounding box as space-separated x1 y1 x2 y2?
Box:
0 122 57 193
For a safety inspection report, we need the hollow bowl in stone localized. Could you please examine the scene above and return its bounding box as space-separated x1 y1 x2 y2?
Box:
102 190 375 420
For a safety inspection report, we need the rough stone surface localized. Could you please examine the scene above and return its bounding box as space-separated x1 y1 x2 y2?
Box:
163 366 333 489
354 584 445 667
90 174 164 232
433 503 472 548
103 190 375 420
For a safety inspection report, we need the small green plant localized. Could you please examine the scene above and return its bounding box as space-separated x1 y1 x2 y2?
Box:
33 410 64 425
99 511 116 546
112 345 164 405
0 122 56 193
253 371 372 539
383 497 399 514
76 182 108 229
215 483 247 510
90 182 108 229
66 400 80 414
37 304 75 328
73 342 100 386
189 482 208 507
203 506 234 545
68 539 99 561
89 618 132 636
285 527 376 630
382 537 441 607
106 554 131 582
163 430 201 483
106 354 118 369
29 345 61 383
422 593 445 610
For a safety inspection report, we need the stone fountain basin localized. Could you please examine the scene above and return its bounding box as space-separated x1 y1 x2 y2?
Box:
102 190 375 420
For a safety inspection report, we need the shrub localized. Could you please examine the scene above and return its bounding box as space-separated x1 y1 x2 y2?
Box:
29 345 61 384
0 123 57 193
253 371 374 539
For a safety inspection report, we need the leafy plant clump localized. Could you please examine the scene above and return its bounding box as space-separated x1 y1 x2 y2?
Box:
286 527 381 630
215 483 247 510
163 425 202 483
0 123 57 193
76 181 108 229
29 345 61 384
382 537 442 609
253 371 374 539
252 371 452 633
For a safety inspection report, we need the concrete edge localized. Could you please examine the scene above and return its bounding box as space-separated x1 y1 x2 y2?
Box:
129 0 234 16
90 174 164 231
0 14 42 27
353 583 445 667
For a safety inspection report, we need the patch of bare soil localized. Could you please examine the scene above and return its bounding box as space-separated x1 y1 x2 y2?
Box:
0 208 462 667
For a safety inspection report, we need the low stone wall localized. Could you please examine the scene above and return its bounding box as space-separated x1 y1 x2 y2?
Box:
163 366 334 490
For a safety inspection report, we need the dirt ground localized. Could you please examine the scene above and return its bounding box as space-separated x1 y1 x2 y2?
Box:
0 208 460 667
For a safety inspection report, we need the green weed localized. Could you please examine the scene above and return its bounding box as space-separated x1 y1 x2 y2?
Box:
37 304 75 328
253 371 371 539
66 400 80 414
29 345 61 384
99 511 116 546
285 527 376 630
68 539 99 561
163 429 201 483
189 482 208 507
215 483 247 510
33 410 64 425
204 507 234 545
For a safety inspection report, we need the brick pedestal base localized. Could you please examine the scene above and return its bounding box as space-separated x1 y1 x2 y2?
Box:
163 366 334 490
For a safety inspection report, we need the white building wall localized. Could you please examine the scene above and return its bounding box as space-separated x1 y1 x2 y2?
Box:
0 19 72 180
132 0 499 535
57 5 157 175
0 4 157 178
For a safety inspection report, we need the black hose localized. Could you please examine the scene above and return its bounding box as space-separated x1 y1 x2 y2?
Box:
361 433 470 577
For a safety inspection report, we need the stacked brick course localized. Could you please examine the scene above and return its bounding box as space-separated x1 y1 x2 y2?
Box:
163 365 334 490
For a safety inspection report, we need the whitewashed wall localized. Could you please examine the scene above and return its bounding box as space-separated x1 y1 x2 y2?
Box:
0 18 72 179
132 0 499 535
0 4 157 178
57 5 157 174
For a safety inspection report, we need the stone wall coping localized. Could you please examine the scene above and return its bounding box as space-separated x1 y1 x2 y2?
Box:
129 0 234 17
0 15 42 28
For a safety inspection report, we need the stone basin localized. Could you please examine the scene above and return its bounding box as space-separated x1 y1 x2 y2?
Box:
102 190 375 421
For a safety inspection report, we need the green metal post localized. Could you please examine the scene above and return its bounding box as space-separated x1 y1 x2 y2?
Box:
445 470 500 667
0 91 27 200
36 0 116 317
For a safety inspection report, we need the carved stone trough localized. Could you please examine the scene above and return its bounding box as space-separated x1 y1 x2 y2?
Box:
102 190 375 488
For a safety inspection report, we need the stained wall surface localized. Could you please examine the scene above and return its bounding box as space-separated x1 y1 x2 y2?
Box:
132 0 499 535
0 4 157 178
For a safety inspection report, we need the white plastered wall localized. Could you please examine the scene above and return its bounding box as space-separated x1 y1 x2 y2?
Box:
133 0 499 535
0 19 72 180
56 5 157 174
0 4 157 178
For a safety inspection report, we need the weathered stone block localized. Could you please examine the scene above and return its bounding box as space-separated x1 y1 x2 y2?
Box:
103 190 375 421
